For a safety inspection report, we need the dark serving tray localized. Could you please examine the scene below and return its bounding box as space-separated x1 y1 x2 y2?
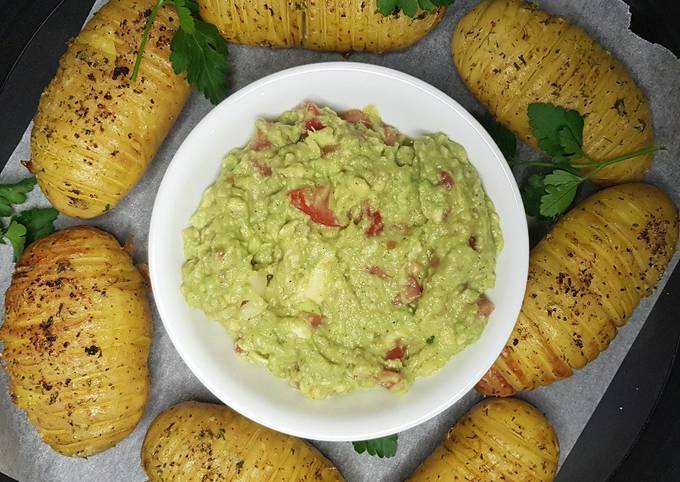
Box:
0 1 678 480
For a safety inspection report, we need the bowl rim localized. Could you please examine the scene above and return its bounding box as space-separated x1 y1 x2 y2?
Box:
148 61 529 441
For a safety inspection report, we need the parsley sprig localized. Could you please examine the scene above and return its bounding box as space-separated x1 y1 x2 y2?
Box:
132 0 229 105
484 103 664 219
352 434 399 458
0 177 58 261
0 177 37 217
377 0 454 17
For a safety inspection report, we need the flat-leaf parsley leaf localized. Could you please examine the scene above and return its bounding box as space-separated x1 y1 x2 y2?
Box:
1 207 59 261
14 207 59 246
132 0 229 105
2 220 27 261
0 177 36 217
509 103 665 218
539 170 583 218
528 103 584 161
352 434 398 458
378 0 453 17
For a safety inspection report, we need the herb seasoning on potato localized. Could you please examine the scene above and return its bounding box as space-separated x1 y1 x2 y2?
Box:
478 184 679 396
0 226 152 456
142 401 344 481
197 0 446 53
29 0 190 219
453 0 654 185
409 398 559 481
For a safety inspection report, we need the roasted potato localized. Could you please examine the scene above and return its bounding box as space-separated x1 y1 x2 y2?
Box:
0 226 152 456
478 184 678 396
142 401 343 481
29 0 190 219
198 0 446 53
409 398 559 481
452 0 654 184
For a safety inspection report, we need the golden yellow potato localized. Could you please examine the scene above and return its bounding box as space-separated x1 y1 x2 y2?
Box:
409 398 559 481
142 401 343 481
477 184 678 397
452 0 654 184
0 226 152 456
30 0 191 218
198 0 446 53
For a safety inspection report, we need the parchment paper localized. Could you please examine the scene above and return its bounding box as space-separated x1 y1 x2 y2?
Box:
1 1 679 481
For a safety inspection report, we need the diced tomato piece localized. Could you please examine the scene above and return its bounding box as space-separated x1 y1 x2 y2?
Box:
288 187 339 227
404 276 423 303
386 240 398 250
367 266 388 278
477 295 494 318
305 313 324 328
385 344 407 361
365 209 384 237
439 170 454 190
304 118 325 132
321 145 338 155
340 109 371 127
383 126 400 146
430 255 441 269
252 159 272 177
468 235 478 251
251 130 272 151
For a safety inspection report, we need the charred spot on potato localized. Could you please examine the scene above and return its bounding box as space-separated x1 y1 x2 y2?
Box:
613 98 627 117
112 66 129 80
84 345 101 356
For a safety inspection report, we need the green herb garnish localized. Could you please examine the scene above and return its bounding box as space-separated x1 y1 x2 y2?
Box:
14 208 59 246
378 0 454 17
0 177 37 217
132 0 229 105
509 103 664 218
352 434 399 458
2 208 59 261
2 220 27 261
0 176 58 260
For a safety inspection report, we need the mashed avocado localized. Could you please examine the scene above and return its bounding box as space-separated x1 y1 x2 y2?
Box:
182 104 502 399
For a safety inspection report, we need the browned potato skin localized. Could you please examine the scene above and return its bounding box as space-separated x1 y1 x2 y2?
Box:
477 184 679 397
30 0 191 219
198 0 446 53
452 0 654 184
142 401 344 481
0 226 152 456
409 398 559 481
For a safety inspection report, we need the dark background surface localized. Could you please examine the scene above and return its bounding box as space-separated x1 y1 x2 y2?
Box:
0 1 679 481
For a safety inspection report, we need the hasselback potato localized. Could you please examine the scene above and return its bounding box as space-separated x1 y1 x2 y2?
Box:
452 0 654 184
409 398 559 481
477 184 678 396
29 0 191 218
198 0 446 53
142 401 343 481
0 226 152 456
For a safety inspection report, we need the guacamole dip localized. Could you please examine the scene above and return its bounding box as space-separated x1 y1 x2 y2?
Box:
182 104 502 399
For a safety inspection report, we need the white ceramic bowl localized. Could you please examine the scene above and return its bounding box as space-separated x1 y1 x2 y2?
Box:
149 62 529 441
